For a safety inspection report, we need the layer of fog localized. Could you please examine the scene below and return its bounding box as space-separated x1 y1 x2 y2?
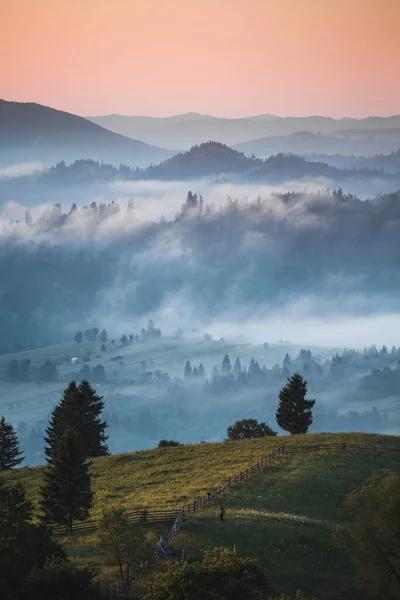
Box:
0 161 46 179
1 182 400 464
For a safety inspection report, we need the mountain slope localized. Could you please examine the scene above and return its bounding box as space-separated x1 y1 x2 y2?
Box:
0 99 173 167
140 141 390 185
234 130 400 158
87 112 400 149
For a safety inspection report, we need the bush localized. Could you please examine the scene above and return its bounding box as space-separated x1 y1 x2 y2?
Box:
147 547 269 600
158 439 182 448
226 419 277 440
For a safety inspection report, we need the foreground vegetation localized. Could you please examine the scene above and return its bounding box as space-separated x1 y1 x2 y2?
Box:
1 432 399 597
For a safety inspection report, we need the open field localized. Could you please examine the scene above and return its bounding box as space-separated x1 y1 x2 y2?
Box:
2 432 400 596
175 445 400 599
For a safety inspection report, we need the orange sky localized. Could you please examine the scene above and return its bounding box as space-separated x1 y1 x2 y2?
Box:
1 0 399 117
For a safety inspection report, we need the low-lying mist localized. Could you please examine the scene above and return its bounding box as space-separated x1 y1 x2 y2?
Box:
1 185 400 464
1 185 400 349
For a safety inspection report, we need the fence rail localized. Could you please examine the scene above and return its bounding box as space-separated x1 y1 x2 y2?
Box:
52 508 181 537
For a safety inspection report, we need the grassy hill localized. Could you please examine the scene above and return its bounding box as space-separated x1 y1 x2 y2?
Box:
2 432 400 597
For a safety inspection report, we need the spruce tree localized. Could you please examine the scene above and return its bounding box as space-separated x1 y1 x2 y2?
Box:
44 380 108 463
40 427 93 534
184 360 192 379
221 354 231 376
0 416 24 470
276 372 316 434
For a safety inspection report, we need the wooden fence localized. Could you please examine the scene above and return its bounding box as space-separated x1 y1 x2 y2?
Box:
52 508 181 537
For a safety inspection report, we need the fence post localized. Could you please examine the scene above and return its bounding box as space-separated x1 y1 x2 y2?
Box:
343 443 346 452
142 509 148 524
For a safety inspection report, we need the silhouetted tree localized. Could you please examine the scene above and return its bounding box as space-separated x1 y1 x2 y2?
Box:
184 360 192 379
44 380 108 463
0 416 24 470
276 373 315 434
40 427 93 534
221 354 232 376
74 331 83 344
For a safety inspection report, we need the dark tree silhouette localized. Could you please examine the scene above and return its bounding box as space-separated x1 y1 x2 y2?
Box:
184 360 192 379
74 331 83 344
40 427 93 534
221 354 232 376
44 380 108 463
226 419 277 440
276 373 316 434
0 416 24 470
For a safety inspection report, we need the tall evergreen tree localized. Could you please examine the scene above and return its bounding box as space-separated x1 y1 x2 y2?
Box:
184 360 192 379
221 354 231 376
40 427 93 534
276 373 316 434
0 416 24 471
99 329 108 343
233 357 242 379
44 380 108 464
198 363 205 379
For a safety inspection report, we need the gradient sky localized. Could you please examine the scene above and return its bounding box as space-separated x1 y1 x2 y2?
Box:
1 0 399 118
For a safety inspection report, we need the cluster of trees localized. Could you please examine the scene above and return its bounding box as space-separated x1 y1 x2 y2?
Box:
1 358 59 384
74 320 162 347
120 320 162 346
226 373 315 439
359 363 400 399
74 328 104 343
0 478 105 599
183 352 320 394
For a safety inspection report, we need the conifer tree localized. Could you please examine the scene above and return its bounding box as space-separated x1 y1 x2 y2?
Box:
40 427 93 534
44 380 108 463
221 354 231 376
233 357 242 379
276 373 316 434
184 360 192 379
0 416 24 470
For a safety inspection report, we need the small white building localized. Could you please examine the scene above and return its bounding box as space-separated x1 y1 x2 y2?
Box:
71 357 79 365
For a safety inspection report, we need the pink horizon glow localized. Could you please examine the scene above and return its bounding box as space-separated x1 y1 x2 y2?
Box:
1 0 399 118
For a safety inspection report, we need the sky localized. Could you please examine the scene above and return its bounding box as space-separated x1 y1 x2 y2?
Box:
1 0 399 118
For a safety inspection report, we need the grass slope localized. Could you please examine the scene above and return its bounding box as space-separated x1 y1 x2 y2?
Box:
2 432 400 596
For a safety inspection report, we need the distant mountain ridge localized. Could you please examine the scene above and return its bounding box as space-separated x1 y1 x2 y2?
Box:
87 112 400 150
234 130 400 159
0 99 173 168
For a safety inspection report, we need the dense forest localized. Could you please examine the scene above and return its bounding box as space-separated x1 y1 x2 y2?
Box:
1 187 400 349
